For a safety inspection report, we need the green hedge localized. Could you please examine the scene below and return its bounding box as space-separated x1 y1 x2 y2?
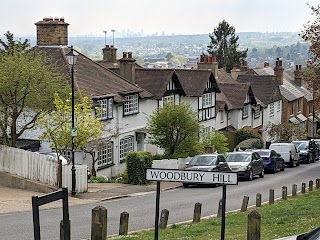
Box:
126 151 153 185
235 128 262 145
236 138 264 150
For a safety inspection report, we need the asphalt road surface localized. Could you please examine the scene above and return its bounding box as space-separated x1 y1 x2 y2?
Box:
1 162 319 240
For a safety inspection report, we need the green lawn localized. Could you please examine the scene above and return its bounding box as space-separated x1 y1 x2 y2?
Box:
110 187 320 240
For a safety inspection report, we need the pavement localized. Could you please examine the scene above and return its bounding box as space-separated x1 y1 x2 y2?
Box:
0 181 182 214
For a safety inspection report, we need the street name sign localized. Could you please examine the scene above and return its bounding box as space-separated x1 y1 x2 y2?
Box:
146 168 238 185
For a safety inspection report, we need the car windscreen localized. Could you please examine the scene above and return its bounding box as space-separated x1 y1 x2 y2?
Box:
189 155 217 166
298 142 308 150
254 151 270 157
226 154 251 162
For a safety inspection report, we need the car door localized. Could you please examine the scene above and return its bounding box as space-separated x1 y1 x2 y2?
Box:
217 155 229 171
251 153 258 175
253 152 263 174
270 150 278 170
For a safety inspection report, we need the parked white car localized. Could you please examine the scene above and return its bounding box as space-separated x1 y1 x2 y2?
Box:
269 143 300 167
40 152 69 165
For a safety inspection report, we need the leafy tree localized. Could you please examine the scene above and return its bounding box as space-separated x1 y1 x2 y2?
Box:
235 128 262 145
236 138 264 150
267 122 306 142
201 131 229 154
37 95 104 159
207 20 248 72
147 103 202 157
0 32 69 147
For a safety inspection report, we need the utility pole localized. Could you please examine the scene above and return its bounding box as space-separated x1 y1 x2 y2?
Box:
111 29 115 46
103 30 107 46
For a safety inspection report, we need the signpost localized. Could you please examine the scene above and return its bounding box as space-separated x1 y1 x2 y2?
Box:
146 168 238 240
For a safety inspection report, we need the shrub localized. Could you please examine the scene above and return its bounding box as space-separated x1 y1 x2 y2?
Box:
126 151 153 185
235 128 262 145
236 138 264 150
90 176 108 183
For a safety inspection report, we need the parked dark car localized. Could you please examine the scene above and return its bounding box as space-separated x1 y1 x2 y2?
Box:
183 154 230 188
292 140 315 164
225 151 264 181
251 149 285 173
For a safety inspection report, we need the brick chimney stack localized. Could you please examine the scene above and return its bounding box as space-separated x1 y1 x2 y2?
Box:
240 60 249 72
197 54 218 78
119 52 136 83
102 45 118 63
294 65 303 86
35 17 69 46
273 58 284 85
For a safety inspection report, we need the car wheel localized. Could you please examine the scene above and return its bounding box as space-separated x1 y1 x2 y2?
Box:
259 168 265 178
183 183 189 188
248 169 253 181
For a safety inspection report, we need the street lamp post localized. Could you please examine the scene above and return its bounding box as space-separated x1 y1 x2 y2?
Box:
66 46 78 196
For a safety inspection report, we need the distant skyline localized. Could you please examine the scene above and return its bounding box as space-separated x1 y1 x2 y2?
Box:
0 0 318 37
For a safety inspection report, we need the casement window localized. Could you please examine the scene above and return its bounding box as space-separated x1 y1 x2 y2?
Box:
270 102 275 117
164 95 174 104
124 94 139 115
120 136 134 161
277 101 281 112
96 98 113 119
242 104 249 118
253 105 260 119
97 142 114 167
202 93 212 108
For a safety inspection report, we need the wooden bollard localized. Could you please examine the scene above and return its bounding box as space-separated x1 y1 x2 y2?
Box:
282 186 287 200
60 220 70 240
119 211 129 235
217 199 222 218
193 202 202 222
159 209 169 229
256 193 261 207
316 179 320 189
269 189 274 205
241 196 249 212
292 184 297 196
247 210 261 240
302 183 306 193
309 180 313 192
91 206 107 240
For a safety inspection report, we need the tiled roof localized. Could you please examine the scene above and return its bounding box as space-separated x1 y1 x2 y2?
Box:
97 60 143 69
237 75 282 106
217 82 253 109
38 46 152 103
174 69 220 96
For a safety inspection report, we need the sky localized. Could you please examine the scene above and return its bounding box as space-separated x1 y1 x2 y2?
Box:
0 0 319 37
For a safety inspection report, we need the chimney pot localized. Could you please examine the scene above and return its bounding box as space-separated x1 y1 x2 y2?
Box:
106 44 109 48
212 55 217 63
200 55 204 62
54 16 59 21
123 52 127 58
128 52 132 58
204 55 208 63
49 16 53 21
296 65 299 70
60 17 65 22
279 60 282 67
299 65 302 70
111 45 114 48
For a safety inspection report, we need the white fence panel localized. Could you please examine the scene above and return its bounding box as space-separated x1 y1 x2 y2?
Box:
152 157 192 169
62 165 88 193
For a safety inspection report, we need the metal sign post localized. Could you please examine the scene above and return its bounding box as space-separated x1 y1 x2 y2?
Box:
146 168 238 240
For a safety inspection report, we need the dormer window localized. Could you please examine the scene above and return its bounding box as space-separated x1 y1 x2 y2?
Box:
124 94 139 115
96 98 113 120
242 104 249 118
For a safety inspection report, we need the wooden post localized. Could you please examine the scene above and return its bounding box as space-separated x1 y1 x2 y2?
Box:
282 186 287 200
247 210 261 240
60 220 70 240
217 199 222 218
302 183 306 193
256 193 261 207
292 184 297 196
159 209 169 229
193 202 202 222
316 179 320 189
119 211 129 235
269 189 274 205
309 180 314 192
241 196 249 212
91 206 107 240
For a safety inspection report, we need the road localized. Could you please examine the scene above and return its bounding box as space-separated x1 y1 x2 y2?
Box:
1 162 319 240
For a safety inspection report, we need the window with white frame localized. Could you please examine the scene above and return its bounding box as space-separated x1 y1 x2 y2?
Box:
96 98 113 119
242 104 249 118
270 102 275 117
124 94 139 115
97 142 114 167
202 93 212 108
120 136 134 161
253 105 260 119
220 111 224 123
164 95 174 104
277 101 281 112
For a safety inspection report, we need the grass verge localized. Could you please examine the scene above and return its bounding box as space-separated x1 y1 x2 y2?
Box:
110 188 320 240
